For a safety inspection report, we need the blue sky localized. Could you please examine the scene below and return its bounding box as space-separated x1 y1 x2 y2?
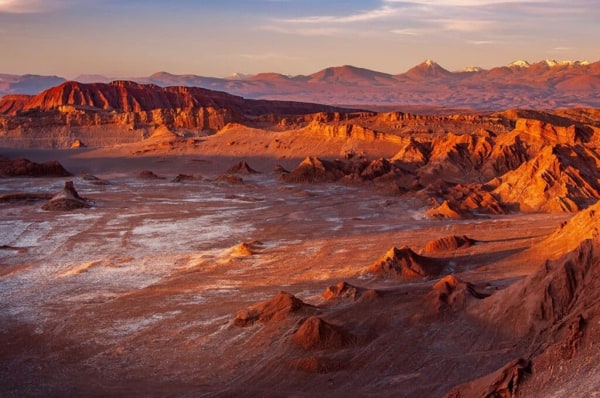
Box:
0 0 598 77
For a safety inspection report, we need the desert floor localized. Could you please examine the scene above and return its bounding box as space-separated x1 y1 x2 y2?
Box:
0 144 578 397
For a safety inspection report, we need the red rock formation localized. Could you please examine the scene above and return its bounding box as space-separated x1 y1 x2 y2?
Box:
234 291 317 327
230 241 263 257
69 139 85 148
172 174 197 183
291 316 356 350
423 235 477 253
0 94 31 115
426 184 505 219
0 81 355 148
426 200 469 220
41 181 90 211
418 132 494 184
367 246 446 280
321 281 378 302
446 358 531 398
359 158 392 180
425 275 490 315
0 156 71 177
390 138 430 168
490 145 600 212
282 156 345 183
226 160 258 174
1 80 350 117
137 170 163 179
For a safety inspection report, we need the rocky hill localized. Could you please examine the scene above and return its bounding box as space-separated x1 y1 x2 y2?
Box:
0 80 357 148
1 80 350 117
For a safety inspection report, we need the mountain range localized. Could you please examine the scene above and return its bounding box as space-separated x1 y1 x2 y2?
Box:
1 59 599 110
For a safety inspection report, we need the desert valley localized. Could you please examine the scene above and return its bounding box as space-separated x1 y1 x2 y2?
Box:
2 59 600 397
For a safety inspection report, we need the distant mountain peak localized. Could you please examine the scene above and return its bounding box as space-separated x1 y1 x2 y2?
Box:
508 60 531 68
150 71 176 78
403 60 451 79
461 66 484 73
226 72 249 80
542 59 590 67
308 65 395 84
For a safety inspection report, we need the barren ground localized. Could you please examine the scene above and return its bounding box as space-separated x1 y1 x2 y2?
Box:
0 141 584 397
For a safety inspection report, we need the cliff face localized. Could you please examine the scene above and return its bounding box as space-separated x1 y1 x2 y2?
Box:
0 81 355 148
0 95 31 115
1 80 349 116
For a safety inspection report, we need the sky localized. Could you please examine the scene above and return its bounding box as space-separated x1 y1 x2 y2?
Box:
0 0 598 78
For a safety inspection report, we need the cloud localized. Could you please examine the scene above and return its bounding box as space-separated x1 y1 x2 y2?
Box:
391 28 421 36
0 0 62 13
280 5 398 24
468 40 495 45
264 0 596 48
437 19 492 32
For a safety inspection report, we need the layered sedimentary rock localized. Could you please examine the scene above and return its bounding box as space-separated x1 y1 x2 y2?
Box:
0 81 353 148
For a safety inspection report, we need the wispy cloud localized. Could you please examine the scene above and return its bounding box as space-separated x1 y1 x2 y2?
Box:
437 19 493 32
263 0 596 48
281 5 398 24
0 0 64 13
391 28 421 36
468 40 495 45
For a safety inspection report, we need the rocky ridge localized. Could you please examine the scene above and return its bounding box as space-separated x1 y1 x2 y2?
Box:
3 59 599 109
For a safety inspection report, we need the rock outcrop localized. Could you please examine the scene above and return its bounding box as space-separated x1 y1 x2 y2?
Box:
234 291 317 327
41 181 90 211
321 281 378 302
490 145 600 212
226 160 258 175
539 200 600 256
367 246 446 280
0 157 71 178
137 170 164 179
282 156 345 183
425 275 490 315
423 235 477 254
291 317 356 351
446 358 531 398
